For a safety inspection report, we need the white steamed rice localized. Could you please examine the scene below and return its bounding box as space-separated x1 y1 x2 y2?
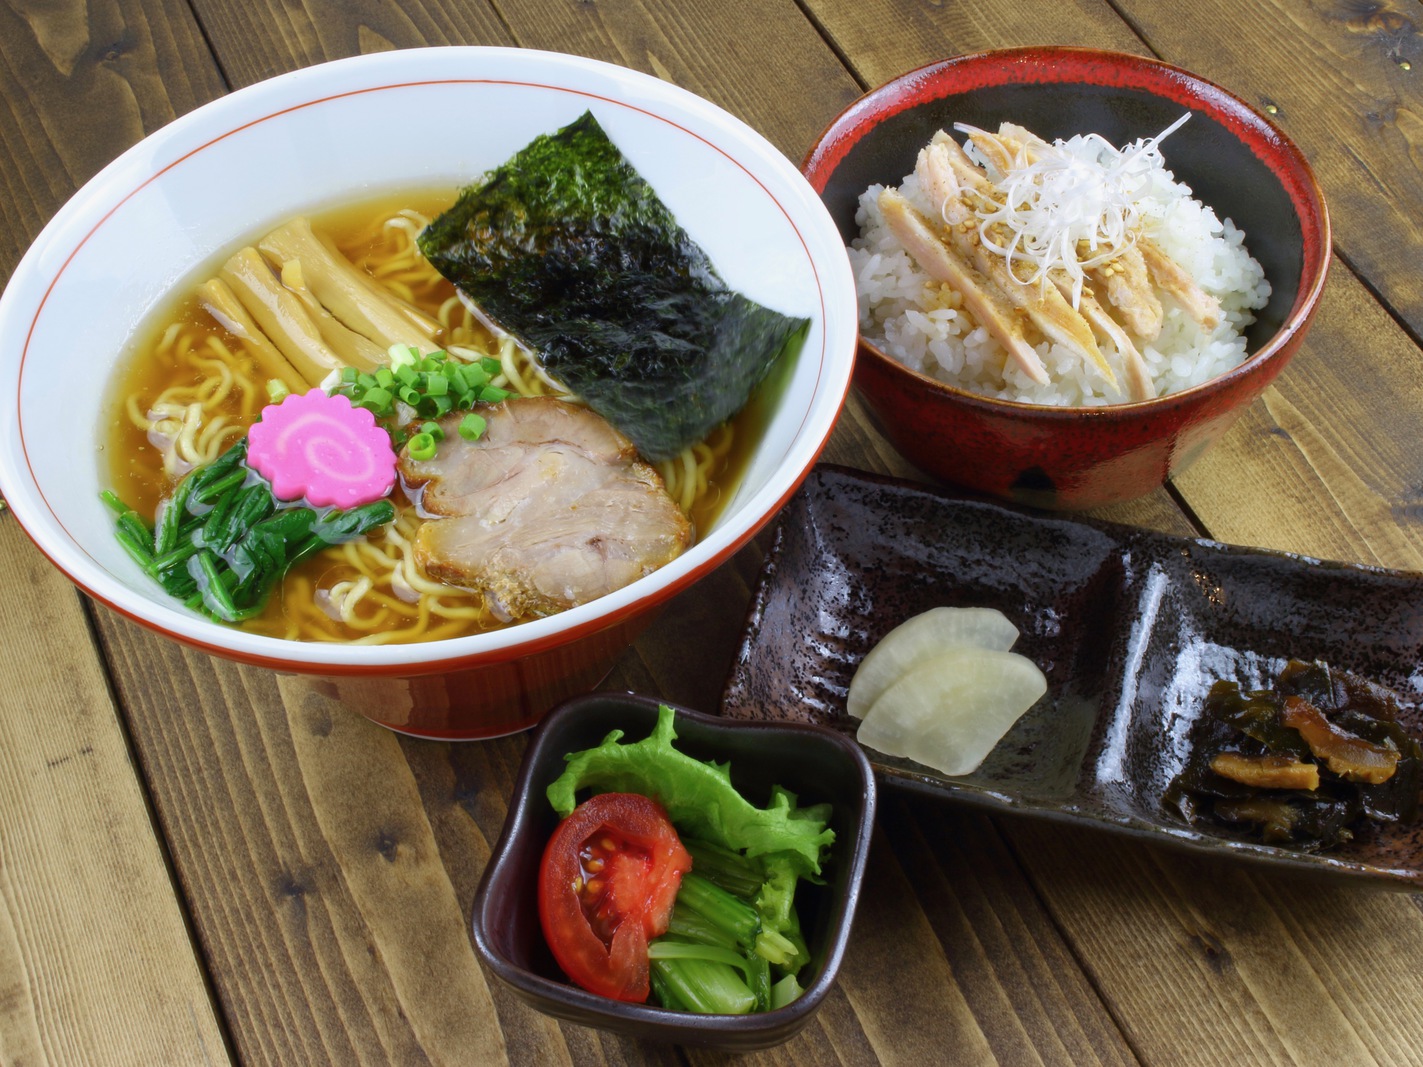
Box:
848 136 1272 406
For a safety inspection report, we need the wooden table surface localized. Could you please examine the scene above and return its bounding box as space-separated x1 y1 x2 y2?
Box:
6 1 1423 1064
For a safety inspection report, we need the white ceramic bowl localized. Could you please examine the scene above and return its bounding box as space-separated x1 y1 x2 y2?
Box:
0 47 857 738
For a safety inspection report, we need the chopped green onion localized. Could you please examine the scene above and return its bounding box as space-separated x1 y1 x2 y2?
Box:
325 347 525 461
407 432 437 461
265 379 290 404
357 387 394 414
419 420 444 441
458 413 486 442
459 363 490 389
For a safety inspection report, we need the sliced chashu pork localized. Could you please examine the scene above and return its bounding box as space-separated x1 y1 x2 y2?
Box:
399 397 692 619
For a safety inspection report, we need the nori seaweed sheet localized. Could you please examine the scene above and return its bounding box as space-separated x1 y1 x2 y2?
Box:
417 111 809 461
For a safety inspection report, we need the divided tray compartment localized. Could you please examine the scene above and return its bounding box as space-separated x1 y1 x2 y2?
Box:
720 465 1423 886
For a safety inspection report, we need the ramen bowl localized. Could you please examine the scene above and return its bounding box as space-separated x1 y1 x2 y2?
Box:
0 48 858 738
804 47 1329 510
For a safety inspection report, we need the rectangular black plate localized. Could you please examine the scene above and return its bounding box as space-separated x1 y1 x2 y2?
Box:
720 465 1423 887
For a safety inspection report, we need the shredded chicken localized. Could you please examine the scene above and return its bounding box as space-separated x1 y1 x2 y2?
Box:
918 137 1117 388
877 188 1049 384
888 118 1223 402
1140 237 1222 331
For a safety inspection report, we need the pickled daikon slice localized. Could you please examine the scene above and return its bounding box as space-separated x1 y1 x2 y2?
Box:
846 606 1020 719
849 607 1046 777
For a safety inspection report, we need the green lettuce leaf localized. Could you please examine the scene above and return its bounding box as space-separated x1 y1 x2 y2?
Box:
546 705 834 876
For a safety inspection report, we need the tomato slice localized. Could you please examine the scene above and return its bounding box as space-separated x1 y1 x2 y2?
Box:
538 792 692 1002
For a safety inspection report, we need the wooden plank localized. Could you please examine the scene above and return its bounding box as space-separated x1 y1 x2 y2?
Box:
1110 0 1423 347
94 623 566 1066
802 0 1145 89
0 523 229 1065
185 0 513 89
1006 817 1423 1067
864 798 1137 1067
0 1 233 1063
1174 259 1423 568
488 0 865 162
0 0 228 275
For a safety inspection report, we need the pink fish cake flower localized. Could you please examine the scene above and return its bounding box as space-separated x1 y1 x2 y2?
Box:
247 390 397 508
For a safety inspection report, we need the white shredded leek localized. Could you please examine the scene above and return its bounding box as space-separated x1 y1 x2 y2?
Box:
952 114 1191 308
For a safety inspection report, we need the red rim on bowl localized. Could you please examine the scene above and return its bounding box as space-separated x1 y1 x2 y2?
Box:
801 47 1330 508
0 48 859 737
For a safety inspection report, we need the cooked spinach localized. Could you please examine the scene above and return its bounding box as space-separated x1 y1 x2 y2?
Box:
417 111 808 460
102 439 394 624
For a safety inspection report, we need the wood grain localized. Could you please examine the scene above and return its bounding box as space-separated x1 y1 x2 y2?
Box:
0 0 226 277
185 0 512 88
1112 0 1423 350
803 0 1145 89
1006 816 1423 1067
491 0 864 162
1175 258 1423 567
17 0 1423 1064
0 2 233 1064
0 525 228 1066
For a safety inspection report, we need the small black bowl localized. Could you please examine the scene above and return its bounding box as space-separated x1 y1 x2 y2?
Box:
471 692 876 1050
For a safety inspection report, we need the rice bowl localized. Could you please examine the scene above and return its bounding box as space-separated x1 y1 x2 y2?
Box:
850 124 1272 406
802 47 1330 509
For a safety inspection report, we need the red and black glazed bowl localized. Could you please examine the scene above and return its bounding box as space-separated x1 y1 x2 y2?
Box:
804 47 1330 510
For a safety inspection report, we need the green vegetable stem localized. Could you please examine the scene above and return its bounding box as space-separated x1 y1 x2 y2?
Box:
547 705 833 1013
102 438 395 624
